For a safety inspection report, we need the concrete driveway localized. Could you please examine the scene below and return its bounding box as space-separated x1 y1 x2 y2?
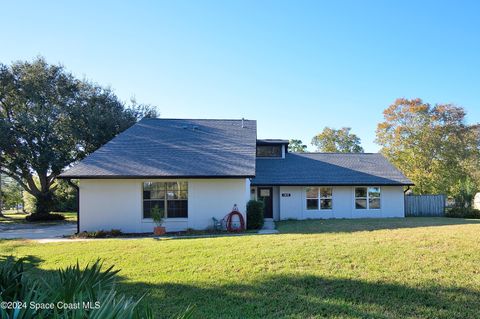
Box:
0 223 76 239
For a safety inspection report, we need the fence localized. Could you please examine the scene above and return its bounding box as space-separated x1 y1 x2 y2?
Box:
405 194 446 217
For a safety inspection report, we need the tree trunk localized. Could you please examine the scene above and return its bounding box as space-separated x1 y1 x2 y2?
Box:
33 191 54 215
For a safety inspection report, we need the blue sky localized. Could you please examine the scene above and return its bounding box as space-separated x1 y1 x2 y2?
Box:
1 1 479 152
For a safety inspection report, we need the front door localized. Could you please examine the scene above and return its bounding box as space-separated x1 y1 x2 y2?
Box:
257 187 273 218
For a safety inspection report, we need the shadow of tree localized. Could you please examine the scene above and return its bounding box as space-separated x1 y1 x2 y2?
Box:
0 254 43 266
117 274 480 319
2 254 478 318
276 217 480 234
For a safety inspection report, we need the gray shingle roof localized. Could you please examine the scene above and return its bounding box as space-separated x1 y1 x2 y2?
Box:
252 153 413 186
59 118 257 178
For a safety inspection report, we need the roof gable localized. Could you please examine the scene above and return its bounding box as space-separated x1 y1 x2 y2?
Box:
60 118 257 178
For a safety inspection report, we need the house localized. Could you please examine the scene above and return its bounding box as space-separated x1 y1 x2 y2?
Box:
59 118 413 233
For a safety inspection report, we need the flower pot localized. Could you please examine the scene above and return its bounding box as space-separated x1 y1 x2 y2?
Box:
154 226 166 236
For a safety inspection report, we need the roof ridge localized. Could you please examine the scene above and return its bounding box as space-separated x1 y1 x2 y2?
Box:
294 152 379 155
141 118 255 121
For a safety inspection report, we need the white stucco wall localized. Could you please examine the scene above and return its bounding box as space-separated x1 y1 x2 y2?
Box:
187 179 249 230
80 179 143 233
79 178 249 233
79 179 405 233
279 186 405 219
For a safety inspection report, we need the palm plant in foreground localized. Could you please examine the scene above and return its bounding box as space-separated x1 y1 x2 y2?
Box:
0 257 193 319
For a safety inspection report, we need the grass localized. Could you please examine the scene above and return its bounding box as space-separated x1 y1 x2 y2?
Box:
1 217 480 318
276 216 477 233
0 211 77 224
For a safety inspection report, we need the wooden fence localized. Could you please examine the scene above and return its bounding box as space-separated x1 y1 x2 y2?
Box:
405 194 446 217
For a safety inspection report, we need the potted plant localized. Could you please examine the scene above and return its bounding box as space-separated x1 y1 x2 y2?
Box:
151 205 166 235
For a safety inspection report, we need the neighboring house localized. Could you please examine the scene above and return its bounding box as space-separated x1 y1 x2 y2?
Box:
59 118 413 233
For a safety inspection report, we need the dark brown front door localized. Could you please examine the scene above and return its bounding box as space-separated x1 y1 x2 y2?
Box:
257 187 273 218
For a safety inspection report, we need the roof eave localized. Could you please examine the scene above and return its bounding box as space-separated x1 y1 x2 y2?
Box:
256 140 289 145
57 174 256 180
250 182 415 186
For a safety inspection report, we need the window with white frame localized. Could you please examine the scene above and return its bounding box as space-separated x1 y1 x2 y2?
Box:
306 187 333 210
355 187 381 209
143 181 188 219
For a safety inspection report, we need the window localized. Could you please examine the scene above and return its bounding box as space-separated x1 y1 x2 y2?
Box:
368 187 381 209
256 145 282 157
260 188 271 197
320 187 333 209
306 187 319 210
355 187 381 209
143 181 188 218
250 187 256 200
355 187 367 209
306 187 333 210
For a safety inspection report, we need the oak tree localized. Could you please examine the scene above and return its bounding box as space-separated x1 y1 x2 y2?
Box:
0 58 157 217
375 98 480 199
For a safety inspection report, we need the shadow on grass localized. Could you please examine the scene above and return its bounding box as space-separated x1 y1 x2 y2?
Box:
0 254 44 267
0 214 27 225
276 217 480 234
2 255 478 318
120 274 479 319
0 212 77 223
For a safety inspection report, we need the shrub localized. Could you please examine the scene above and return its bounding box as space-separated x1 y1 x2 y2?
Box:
151 204 165 227
93 230 108 238
74 229 123 238
110 229 123 236
25 212 65 222
247 200 264 230
445 207 480 219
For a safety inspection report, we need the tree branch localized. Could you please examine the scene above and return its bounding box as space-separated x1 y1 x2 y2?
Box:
25 175 40 195
0 168 35 195
47 173 57 188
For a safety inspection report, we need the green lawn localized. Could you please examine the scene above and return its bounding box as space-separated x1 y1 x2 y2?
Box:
1 217 480 318
0 211 77 224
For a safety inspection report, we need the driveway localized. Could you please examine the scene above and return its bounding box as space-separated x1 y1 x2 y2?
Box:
0 223 76 239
